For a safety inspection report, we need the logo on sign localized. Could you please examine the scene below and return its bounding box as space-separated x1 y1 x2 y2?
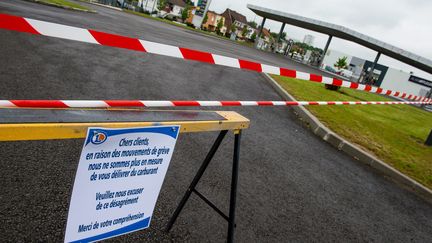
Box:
91 131 107 145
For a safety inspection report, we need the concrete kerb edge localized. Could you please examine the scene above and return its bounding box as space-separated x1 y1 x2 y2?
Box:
261 72 432 204
84 1 123 11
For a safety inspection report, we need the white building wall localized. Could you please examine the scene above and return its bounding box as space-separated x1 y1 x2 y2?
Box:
172 5 184 17
380 68 430 96
303 34 315 46
244 26 255 39
138 0 158 12
322 49 353 69
215 15 226 35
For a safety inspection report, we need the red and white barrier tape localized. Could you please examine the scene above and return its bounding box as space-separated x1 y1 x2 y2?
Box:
0 13 431 103
0 100 430 108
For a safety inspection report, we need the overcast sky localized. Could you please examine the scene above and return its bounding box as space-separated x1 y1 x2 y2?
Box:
207 0 432 79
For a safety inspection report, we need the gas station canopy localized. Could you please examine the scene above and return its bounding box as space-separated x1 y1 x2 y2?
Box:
247 4 432 74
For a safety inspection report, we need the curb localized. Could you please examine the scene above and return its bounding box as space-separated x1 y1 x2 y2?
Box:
29 0 96 13
83 1 123 11
262 72 432 204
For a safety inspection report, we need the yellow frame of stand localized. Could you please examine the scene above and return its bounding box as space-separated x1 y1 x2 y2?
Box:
0 109 250 141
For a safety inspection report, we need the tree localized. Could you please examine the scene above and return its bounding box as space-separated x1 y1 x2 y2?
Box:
334 56 348 70
247 21 257 29
157 0 167 10
325 56 348 91
293 41 323 54
230 24 236 34
241 25 248 38
216 18 224 34
202 12 208 24
250 32 256 42
181 5 191 22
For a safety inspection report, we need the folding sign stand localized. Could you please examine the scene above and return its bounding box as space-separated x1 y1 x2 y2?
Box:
0 108 249 242
166 129 241 243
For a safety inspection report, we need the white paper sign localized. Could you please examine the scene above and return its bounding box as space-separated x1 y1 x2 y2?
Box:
65 126 180 242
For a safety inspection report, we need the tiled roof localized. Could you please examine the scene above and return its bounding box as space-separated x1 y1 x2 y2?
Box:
168 0 186 8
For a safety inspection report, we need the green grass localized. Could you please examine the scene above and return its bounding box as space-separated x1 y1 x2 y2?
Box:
38 0 91 10
272 75 432 189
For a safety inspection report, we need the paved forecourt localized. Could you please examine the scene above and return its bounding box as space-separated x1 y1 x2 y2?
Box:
1 0 432 242
0 0 327 74
1 13 429 102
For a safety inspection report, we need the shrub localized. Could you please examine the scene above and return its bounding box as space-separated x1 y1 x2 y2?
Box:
325 84 341 91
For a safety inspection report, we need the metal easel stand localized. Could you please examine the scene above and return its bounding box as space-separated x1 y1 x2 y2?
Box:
165 129 242 243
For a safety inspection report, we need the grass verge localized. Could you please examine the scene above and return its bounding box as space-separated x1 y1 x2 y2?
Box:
272 75 432 189
35 0 92 11
124 9 190 28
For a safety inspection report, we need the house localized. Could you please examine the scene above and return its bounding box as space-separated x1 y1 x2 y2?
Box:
257 28 274 50
243 25 256 40
261 28 273 43
165 0 186 19
221 8 248 36
201 11 227 35
185 6 196 23
138 0 158 13
202 11 218 31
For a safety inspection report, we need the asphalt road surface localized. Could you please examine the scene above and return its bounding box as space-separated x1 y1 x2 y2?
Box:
1 1 432 242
